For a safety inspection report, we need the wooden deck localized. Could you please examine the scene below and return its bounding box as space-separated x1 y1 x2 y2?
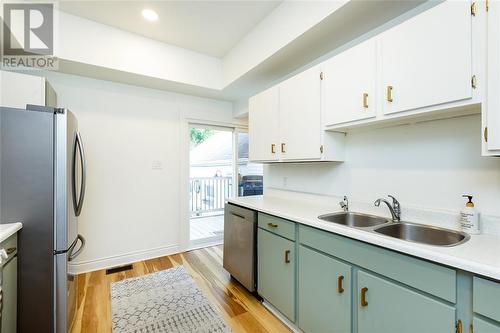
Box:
70 245 290 333
190 214 224 240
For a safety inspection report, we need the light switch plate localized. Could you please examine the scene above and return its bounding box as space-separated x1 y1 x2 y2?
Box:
152 160 163 170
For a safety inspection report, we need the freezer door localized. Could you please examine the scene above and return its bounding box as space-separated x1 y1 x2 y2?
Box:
55 252 78 333
55 233 84 333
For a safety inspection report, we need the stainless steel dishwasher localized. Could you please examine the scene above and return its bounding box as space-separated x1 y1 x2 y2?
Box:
223 203 257 292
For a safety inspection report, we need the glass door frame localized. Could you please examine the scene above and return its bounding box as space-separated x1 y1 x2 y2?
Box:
232 127 249 199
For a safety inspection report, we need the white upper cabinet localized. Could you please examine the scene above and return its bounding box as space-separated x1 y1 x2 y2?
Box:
323 39 377 126
249 66 345 163
279 66 322 161
0 70 46 109
249 0 482 161
249 86 280 162
380 1 472 115
486 0 500 153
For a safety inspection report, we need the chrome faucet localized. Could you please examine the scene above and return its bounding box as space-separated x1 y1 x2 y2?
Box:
339 196 349 212
374 195 401 222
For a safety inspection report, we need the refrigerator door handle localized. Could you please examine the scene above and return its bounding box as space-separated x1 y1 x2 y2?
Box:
72 131 86 217
68 234 85 262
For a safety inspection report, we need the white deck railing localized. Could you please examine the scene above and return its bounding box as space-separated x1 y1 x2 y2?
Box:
189 177 232 217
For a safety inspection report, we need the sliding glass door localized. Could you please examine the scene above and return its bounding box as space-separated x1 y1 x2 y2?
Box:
188 125 263 246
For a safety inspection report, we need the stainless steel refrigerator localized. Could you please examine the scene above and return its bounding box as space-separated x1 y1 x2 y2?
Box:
0 105 86 333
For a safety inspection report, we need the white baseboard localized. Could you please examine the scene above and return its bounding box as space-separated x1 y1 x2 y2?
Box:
188 237 223 251
68 244 181 275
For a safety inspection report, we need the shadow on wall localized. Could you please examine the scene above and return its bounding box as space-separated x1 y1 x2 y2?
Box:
265 114 500 216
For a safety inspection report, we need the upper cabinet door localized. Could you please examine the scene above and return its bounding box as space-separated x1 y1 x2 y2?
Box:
381 1 472 115
249 86 280 162
323 39 377 126
487 0 500 151
279 66 322 161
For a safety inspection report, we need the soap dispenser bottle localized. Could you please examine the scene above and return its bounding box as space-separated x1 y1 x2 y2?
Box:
460 195 480 235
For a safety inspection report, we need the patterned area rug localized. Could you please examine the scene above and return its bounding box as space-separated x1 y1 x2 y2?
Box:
111 266 232 333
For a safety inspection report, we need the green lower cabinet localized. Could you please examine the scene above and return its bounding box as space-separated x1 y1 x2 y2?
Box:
474 317 500 333
257 228 295 322
1 256 17 333
357 271 456 333
298 245 351 333
473 277 500 323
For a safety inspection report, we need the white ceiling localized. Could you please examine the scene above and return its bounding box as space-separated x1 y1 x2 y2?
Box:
59 1 281 58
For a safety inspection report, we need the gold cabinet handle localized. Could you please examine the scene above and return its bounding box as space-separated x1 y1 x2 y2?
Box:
360 287 368 307
484 127 488 143
337 275 345 294
271 144 276 154
267 222 278 228
281 143 286 153
469 324 473 333
387 86 393 102
363 93 369 108
456 320 463 333
284 250 291 263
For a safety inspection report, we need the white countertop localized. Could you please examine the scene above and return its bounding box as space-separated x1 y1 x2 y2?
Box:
228 193 500 281
0 223 22 243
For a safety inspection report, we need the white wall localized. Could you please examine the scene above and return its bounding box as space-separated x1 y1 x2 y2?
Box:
43 72 245 273
58 11 223 90
266 114 500 217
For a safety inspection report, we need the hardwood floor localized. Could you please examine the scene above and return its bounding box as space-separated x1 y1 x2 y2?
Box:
70 245 290 333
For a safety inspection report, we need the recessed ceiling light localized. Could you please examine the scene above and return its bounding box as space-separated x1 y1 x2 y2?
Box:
142 9 158 22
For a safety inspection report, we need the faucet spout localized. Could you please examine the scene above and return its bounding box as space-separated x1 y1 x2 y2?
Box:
374 195 401 222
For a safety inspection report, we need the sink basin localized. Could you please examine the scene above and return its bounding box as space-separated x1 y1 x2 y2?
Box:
318 212 391 228
374 222 470 247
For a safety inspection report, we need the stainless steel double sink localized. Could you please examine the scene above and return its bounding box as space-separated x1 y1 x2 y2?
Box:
317 212 470 247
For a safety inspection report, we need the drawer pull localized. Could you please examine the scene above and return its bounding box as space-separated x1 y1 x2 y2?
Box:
337 275 345 294
387 85 393 102
456 320 463 333
267 223 278 228
469 324 473 333
6 247 16 255
363 92 369 108
281 143 286 153
271 144 276 154
360 287 368 307
285 250 291 263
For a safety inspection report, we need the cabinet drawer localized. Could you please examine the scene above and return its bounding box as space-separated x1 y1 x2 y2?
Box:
299 225 456 302
258 213 296 241
473 277 500 322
